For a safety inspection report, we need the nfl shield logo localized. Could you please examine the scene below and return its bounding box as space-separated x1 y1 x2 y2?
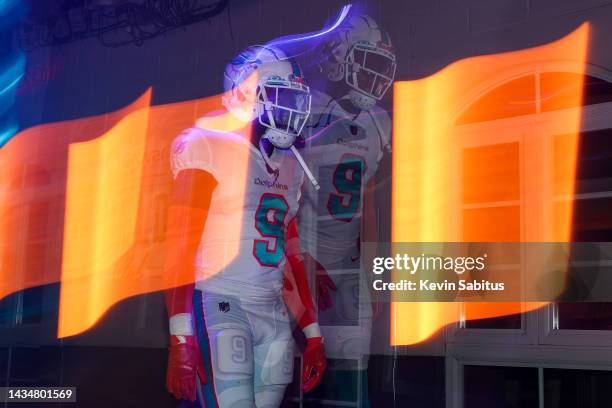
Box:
219 302 230 313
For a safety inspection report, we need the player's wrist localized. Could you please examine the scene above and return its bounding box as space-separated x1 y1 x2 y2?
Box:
302 322 322 339
169 313 194 336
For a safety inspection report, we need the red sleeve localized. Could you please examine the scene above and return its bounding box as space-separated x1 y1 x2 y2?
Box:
164 169 217 317
283 218 317 329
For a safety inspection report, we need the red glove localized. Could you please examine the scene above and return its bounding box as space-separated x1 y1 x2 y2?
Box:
302 336 327 393
166 335 206 401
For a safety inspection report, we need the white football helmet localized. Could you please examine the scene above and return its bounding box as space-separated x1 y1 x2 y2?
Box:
223 45 319 190
320 14 396 110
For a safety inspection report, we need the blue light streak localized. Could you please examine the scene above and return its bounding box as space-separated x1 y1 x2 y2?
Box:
270 4 352 45
0 72 23 97
0 55 25 106
0 0 19 17
0 123 18 147
0 9 26 148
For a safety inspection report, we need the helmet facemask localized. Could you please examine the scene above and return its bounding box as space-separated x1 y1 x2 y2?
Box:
256 78 311 142
345 42 396 102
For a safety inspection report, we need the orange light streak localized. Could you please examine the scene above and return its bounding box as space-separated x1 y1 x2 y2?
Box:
58 88 254 338
0 81 254 338
391 24 589 346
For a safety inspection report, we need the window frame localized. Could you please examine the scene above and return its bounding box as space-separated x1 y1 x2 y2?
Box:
445 63 612 406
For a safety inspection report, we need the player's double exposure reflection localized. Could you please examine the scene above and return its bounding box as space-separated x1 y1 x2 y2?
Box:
291 13 395 406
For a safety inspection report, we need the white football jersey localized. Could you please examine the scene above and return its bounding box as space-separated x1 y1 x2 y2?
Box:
298 91 391 267
171 126 304 298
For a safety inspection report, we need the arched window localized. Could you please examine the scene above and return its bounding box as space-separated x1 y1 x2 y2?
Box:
456 72 612 125
540 72 612 111
456 75 537 125
453 71 612 334
449 70 612 408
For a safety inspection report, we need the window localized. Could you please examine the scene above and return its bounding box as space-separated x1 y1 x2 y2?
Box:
455 72 612 332
456 76 537 124
464 365 539 408
457 73 612 126
461 144 522 329
557 303 612 330
553 127 612 331
544 368 612 407
448 69 612 408
541 72 612 111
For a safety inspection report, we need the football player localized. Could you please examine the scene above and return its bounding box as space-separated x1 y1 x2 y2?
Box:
164 45 326 407
297 14 395 407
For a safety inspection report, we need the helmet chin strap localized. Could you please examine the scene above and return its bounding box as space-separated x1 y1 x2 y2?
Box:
259 130 320 190
258 138 280 180
290 145 320 191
